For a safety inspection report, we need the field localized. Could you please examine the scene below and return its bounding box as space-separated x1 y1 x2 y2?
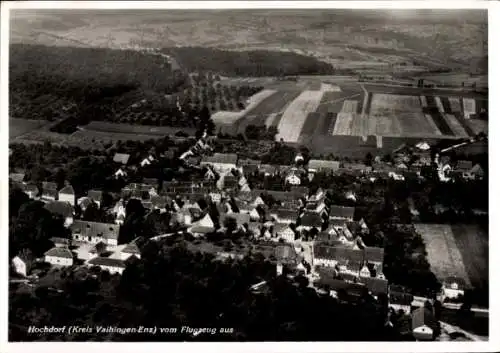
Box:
415 223 489 289
276 90 324 142
415 224 471 286
450 224 488 289
82 121 196 136
9 118 50 139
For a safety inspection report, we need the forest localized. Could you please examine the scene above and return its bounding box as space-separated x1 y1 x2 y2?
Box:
162 47 336 77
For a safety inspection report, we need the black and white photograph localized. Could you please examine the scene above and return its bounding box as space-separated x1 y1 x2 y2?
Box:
1 1 496 350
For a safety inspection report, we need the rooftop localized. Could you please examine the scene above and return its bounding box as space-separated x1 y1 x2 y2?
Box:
113 153 130 165
202 153 238 165
44 247 73 259
87 257 127 268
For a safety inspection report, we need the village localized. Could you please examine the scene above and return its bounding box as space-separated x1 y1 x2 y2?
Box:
8 127 487 342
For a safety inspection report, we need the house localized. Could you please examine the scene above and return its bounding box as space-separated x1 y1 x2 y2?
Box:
204 168 216 181
87 257 127 275
89 242 107 259
389 291 414 314
275 244 298 265
245 222 262 237
297 212 323 231
200 153 238 173
21 184 39 199
44 201 74 227
258 164 279 176
77 197 94 212
363 246 385 266
305 201 328 215
358 276 388 298
188 225 216 236
9 172 25 183
441 277 467 300
88 190 103 207
71 221 120 246
190 213 215 230
221 213 250 230
285 171 301 185
237 158 261 168
41 188 58 202
308 159 340 174
113 199 126 225
115 168 128 179
113 153 130 165
464 163 484 180
44 247 74 266
150 196 170 213
42 181 58 191
271 208 299 224
412 307 438 341
50 237 71 247
58 184 75 206
121 242 141 260
308 188 326 202
140 155 155 167
11 250 34 277
343 163 372 174
313 245 364 269
329 206 355 221
275 224 296 243
290 186 309 198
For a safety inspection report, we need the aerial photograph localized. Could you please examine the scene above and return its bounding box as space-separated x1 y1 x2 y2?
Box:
6 5 489 344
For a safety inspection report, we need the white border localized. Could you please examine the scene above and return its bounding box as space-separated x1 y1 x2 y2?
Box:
1 1 498 353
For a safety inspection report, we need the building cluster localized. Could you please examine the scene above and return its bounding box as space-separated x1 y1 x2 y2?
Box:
9 135 483 341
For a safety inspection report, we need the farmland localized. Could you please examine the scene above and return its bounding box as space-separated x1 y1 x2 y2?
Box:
276 90 324 142
415 224 471 287
9 118 51 139
415 223 489 292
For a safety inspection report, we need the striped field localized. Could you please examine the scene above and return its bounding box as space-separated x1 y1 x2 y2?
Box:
276 90 324 142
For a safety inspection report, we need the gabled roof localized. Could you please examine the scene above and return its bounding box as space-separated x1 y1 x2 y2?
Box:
290 186 309 197
88 257 126 268
412 307 437 330
189 225 215 234
455 160 473 171
71 220 119 240
89 242 107 254
313 245 364 262
221 213 250 227
343 163 371 171
42 189 58 198
22 183 39 194
122 242 141 254
237 158 261 167
308 159 340 171
113 153 130 165
9 173 25 183
259 164 279 175
443 276 468 289
273 208 299 221
469 164 484 175
275 244 297 263
87 190 103 202
50 237 70 246
274 223 293 234
44 201 73 218
44 247 73 259
389 291 414 305
300 212 323 228
202 153 238 165
329 206 355 219
42 181 58 190
364 246 385 263
59 185 75 195
358 276 388 295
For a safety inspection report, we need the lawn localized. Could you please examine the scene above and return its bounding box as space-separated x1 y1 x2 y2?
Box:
9 118 50 140
450 224 488 289
414 223 471 287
